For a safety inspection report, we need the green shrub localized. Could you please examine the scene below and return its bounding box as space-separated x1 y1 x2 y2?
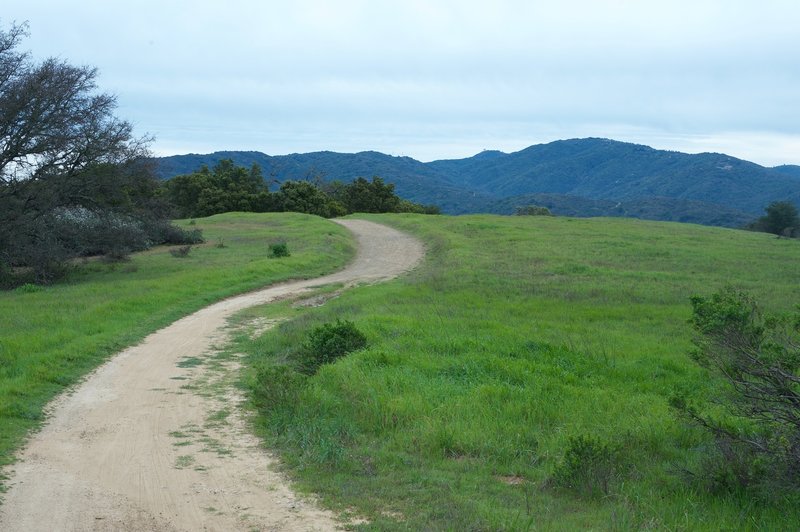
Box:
515 205 554 216
674 287 800 493
550 435 620 498
152 222 204 245
299 319 367 375
268 241 290 258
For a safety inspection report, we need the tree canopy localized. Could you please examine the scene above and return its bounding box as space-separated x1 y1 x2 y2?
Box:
0 23 193 286
747 201 799 237
162 161 439 218
164 159 274 218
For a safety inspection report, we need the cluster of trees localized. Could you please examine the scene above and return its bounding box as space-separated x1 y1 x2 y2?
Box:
514 204 554 216
0 24 198 286
746 201 799 237
0 22 436 288
162 160 439 219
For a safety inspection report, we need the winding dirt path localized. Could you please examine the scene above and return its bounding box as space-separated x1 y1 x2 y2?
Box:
0 219 424 532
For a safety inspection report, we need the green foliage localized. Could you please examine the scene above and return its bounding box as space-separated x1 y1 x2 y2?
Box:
13 283 42 294
156 150 483 214
0 26 179 285
252 365 307 412
397 200 441 215
0 213 355 475
550 435 621 498
277 180 346 218
156 224 204 245
676 287 800 491
163 159 273 218
268 241 290 258
299 320 367 375
493 193 755 227
430 138 800 217
154 139 800 223
334 176 400 213
747 200 800 236
241 214 800 529
163 161 437 219
514 204 554 216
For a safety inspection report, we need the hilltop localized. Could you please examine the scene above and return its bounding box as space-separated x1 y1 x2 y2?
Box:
155 138 800 227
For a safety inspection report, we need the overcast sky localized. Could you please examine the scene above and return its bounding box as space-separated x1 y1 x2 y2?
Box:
5 1 800 165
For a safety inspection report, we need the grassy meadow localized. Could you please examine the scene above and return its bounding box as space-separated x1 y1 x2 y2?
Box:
0 212 354 474
238 214 800 530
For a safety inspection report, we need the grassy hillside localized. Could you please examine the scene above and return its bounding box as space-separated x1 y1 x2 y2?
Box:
239 214 800 530
0 213 354 474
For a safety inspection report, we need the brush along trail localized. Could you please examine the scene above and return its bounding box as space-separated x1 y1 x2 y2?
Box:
0 219 424 532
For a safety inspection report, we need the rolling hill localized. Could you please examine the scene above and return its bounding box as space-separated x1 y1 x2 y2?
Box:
155 138 800 226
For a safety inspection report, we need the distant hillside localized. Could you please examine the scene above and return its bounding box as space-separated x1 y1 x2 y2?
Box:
154 138 800 226
773 165 800 179
489 193 755 227
428 138 800 215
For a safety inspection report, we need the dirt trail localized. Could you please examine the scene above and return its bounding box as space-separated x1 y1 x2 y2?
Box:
0 219 424 532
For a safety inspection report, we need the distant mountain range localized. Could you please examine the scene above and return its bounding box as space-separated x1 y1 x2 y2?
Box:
154 138 800 227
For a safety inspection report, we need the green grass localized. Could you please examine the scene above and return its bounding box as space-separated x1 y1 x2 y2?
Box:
0 212 354 473
240 214 800 530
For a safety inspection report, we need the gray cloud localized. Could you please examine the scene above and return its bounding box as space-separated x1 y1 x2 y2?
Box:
6 0 800 164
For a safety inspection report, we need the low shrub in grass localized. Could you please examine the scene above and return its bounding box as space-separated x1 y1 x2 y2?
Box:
299 319 367 375
550 434 622 498
1 210 206 287
268 241 290 258
152 222 204 245
673 286 800 495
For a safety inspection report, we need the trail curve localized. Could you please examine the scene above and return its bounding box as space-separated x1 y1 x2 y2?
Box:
0 218 424 532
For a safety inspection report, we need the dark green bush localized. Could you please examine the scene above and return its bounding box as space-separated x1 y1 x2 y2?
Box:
268 241 290 258
515 205 554 216
550 435 620 498
299 319 367 375
674 287 800 494
147 220 204 245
